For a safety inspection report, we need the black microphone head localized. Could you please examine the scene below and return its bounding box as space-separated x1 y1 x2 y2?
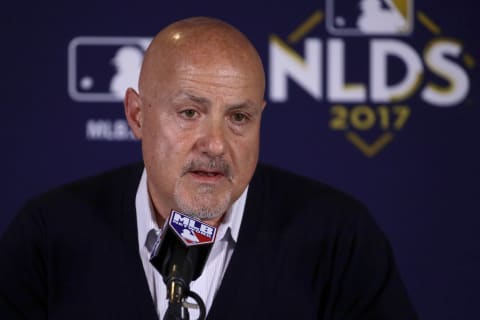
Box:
150 210 217 286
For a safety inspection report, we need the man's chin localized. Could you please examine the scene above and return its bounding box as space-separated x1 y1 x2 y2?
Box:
173 178 233 219
173 193 232 221
175 204 226 221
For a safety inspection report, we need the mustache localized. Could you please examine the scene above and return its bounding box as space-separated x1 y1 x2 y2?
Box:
182 158 233 180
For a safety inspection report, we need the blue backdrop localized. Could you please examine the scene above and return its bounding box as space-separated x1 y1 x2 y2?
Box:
2 0 479 319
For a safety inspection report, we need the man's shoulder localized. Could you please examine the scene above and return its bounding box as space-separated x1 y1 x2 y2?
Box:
253 163 369 220
5 163 144 245
254 163 363 204
25 162 144 212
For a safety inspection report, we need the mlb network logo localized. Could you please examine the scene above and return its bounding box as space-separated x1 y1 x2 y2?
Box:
68 37 151 102
170 211 217 246
326 0 413 35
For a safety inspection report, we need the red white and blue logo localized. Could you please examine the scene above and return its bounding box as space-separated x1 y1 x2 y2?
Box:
169 210 217 246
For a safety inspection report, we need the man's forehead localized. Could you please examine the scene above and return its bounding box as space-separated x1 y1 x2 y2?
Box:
156 59 260 93
143 42 256 86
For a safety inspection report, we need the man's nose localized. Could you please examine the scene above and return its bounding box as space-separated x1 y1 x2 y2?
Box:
196 118 227 157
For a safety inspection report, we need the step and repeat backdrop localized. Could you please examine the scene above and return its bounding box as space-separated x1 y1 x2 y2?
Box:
2 0 479 319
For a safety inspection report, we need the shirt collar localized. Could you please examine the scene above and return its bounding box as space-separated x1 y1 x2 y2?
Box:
135 170 161 254
216 185 248 244
135 169 248 253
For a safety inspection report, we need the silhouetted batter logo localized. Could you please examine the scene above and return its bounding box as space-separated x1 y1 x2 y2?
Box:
68 37 150 102
327 0 413 35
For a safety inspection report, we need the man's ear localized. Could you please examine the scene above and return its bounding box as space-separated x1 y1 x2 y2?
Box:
124 88 143 139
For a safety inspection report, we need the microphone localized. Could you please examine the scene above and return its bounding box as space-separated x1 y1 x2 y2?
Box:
150 210 217 320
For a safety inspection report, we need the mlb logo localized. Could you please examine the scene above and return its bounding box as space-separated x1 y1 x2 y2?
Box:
68 37 151 102
326 0 414 36
170 211 217 246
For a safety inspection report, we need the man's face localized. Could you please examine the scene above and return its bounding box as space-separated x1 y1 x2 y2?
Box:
138 55 265 222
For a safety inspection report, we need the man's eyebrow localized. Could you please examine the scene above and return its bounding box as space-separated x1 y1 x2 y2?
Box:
173 91 211 107
226 100 258 111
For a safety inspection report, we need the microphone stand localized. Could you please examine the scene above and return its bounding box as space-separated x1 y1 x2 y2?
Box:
163 280 190 320
163 278 206 320
154 254 207 320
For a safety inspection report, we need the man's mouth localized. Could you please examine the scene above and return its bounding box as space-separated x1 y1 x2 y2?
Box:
188 169 228 183
191 170 223 177
182 158 232 182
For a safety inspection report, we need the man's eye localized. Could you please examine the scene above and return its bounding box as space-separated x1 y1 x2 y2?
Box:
180 109 197 118
231 113 248 123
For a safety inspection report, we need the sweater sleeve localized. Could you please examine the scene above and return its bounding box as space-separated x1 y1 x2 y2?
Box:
0 201 48 320
330 209 418 320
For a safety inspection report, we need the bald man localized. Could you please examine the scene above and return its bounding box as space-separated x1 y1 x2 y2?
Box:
0 17 417 320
